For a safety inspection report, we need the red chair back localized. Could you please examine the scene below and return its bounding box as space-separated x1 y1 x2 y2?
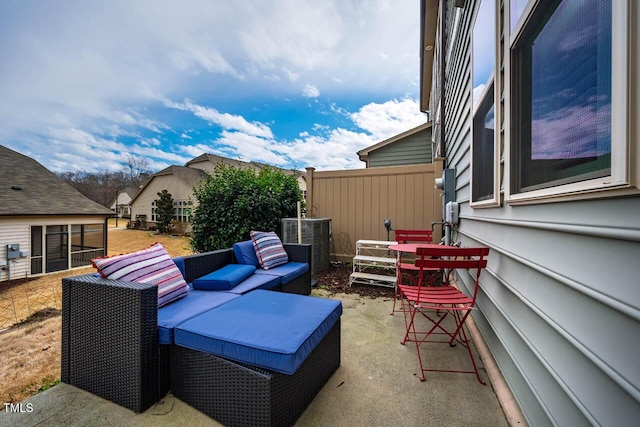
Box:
414 246 489 303
394 229 433 244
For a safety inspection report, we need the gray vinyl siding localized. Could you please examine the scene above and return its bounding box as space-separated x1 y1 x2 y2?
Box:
436 1 640 425
368 128 433 167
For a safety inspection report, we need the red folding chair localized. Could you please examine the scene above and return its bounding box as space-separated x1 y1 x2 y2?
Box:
394 229 433 245
390 229 439 315
400 246 490 383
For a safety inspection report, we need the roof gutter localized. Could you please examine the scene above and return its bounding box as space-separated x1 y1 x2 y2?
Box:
420 0 442 161
419 0 438 113
438 0 446 160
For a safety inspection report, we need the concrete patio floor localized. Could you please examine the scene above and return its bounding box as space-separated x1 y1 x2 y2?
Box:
0 290 522 427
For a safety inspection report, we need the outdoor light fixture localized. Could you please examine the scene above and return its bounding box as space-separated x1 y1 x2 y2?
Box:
384 219 393 242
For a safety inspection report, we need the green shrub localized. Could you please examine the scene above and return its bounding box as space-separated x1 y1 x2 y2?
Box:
155 189 174 234
190 164 303 252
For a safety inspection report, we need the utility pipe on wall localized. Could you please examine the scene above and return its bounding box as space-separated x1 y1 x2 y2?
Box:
297 201 302 244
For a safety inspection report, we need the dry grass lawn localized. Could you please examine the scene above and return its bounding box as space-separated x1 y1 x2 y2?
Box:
0 225 193 404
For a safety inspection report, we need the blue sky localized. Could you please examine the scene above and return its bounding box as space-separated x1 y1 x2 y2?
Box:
0 0 428 173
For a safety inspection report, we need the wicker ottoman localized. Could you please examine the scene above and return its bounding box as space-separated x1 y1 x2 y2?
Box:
170 290 342 426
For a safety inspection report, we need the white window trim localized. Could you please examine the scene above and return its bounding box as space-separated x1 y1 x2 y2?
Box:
470 0 501 208
506 0 635 205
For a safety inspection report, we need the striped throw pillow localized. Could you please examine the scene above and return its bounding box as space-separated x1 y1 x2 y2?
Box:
250 230 289 270
92 242 189 307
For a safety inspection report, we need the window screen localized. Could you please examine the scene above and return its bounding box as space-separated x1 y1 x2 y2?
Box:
512 0 612 192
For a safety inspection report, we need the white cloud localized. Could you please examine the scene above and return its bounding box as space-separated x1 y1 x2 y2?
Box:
198 97 428 171
239 0 344 71
165 99 274 139
216 131 287 166
283 67 300 82
276 128 373 170
179 143 217 159
302 84 320 98
0 1 422 173
168 47 239 77
350 98 427 140
141 137 162 147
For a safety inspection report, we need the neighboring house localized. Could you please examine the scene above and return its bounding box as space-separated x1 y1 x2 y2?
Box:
420 0 639 425
130 154 307 229
357 122 433 167
0 145 113 281
129 166 208 228
109 186 139 218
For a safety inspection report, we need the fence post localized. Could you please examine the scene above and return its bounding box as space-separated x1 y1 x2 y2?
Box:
305 167 315 218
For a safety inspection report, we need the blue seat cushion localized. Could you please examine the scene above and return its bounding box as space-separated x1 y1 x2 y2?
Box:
255 262 309 285
226 273 280 294
192 264 256 290
233 240 260 267
174 290 342 374
157 290 240 344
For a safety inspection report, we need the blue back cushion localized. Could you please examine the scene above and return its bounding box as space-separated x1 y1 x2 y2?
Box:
192 264 256 290
233 240 260 267
174 290 342 374
173 256 186 279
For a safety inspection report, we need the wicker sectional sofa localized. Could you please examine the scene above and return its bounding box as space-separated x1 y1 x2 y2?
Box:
61 242 342 426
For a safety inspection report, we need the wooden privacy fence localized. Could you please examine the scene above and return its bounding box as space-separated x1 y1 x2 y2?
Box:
305 161 443 262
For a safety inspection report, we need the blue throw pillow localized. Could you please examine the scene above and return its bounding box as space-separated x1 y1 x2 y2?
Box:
250 230 289 270
192 264 256 290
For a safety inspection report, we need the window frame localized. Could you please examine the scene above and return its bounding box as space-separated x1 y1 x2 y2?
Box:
470 0 501 208
506 0 632 204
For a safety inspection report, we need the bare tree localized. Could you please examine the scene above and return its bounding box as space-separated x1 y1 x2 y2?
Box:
57 157 156 208
124 155 153 188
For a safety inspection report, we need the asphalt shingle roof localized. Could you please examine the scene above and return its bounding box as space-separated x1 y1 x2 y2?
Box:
0 145 115 216
155 165 209 188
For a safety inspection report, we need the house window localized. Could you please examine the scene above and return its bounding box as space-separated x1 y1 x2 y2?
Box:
473 83 496 202
151 201 157 222
510 0 628 200
471 0 499 206
30 226 43 275
71 224 105 268
172 200 193 223
45 225 68 273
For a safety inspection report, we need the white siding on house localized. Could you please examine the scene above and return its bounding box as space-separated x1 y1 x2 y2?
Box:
130 175 197 224
110 191 133 217
0 223 29 280
430 1 640 425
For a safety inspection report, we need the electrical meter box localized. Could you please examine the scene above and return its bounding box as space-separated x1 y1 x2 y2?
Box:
7 243 20 260
445 201 459 225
